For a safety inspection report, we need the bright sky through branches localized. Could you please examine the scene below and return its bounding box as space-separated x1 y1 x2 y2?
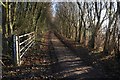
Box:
1 0 120 2
51 0 57 17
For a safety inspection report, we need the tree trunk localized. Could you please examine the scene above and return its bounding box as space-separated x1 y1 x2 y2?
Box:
75 26 77 41
2 3 7 54
103 2 113 54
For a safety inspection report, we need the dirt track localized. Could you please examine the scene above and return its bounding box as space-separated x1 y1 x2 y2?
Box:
49 32 108 79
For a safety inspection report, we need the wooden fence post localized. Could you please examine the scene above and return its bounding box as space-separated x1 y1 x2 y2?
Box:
33 32 35 46
13 35 20 66
118 34 120 54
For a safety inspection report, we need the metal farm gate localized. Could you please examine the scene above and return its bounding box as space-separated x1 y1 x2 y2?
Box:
13 32 35 66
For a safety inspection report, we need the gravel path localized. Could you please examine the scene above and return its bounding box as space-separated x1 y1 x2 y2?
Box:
50 33 106 79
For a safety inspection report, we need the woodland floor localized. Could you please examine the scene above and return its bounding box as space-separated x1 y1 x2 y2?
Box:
2 31 120 80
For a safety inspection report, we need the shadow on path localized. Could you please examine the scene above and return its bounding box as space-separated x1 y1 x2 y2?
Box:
50 33 110 79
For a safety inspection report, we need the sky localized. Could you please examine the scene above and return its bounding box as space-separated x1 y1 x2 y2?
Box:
1 0 119 2
51 1 57 17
